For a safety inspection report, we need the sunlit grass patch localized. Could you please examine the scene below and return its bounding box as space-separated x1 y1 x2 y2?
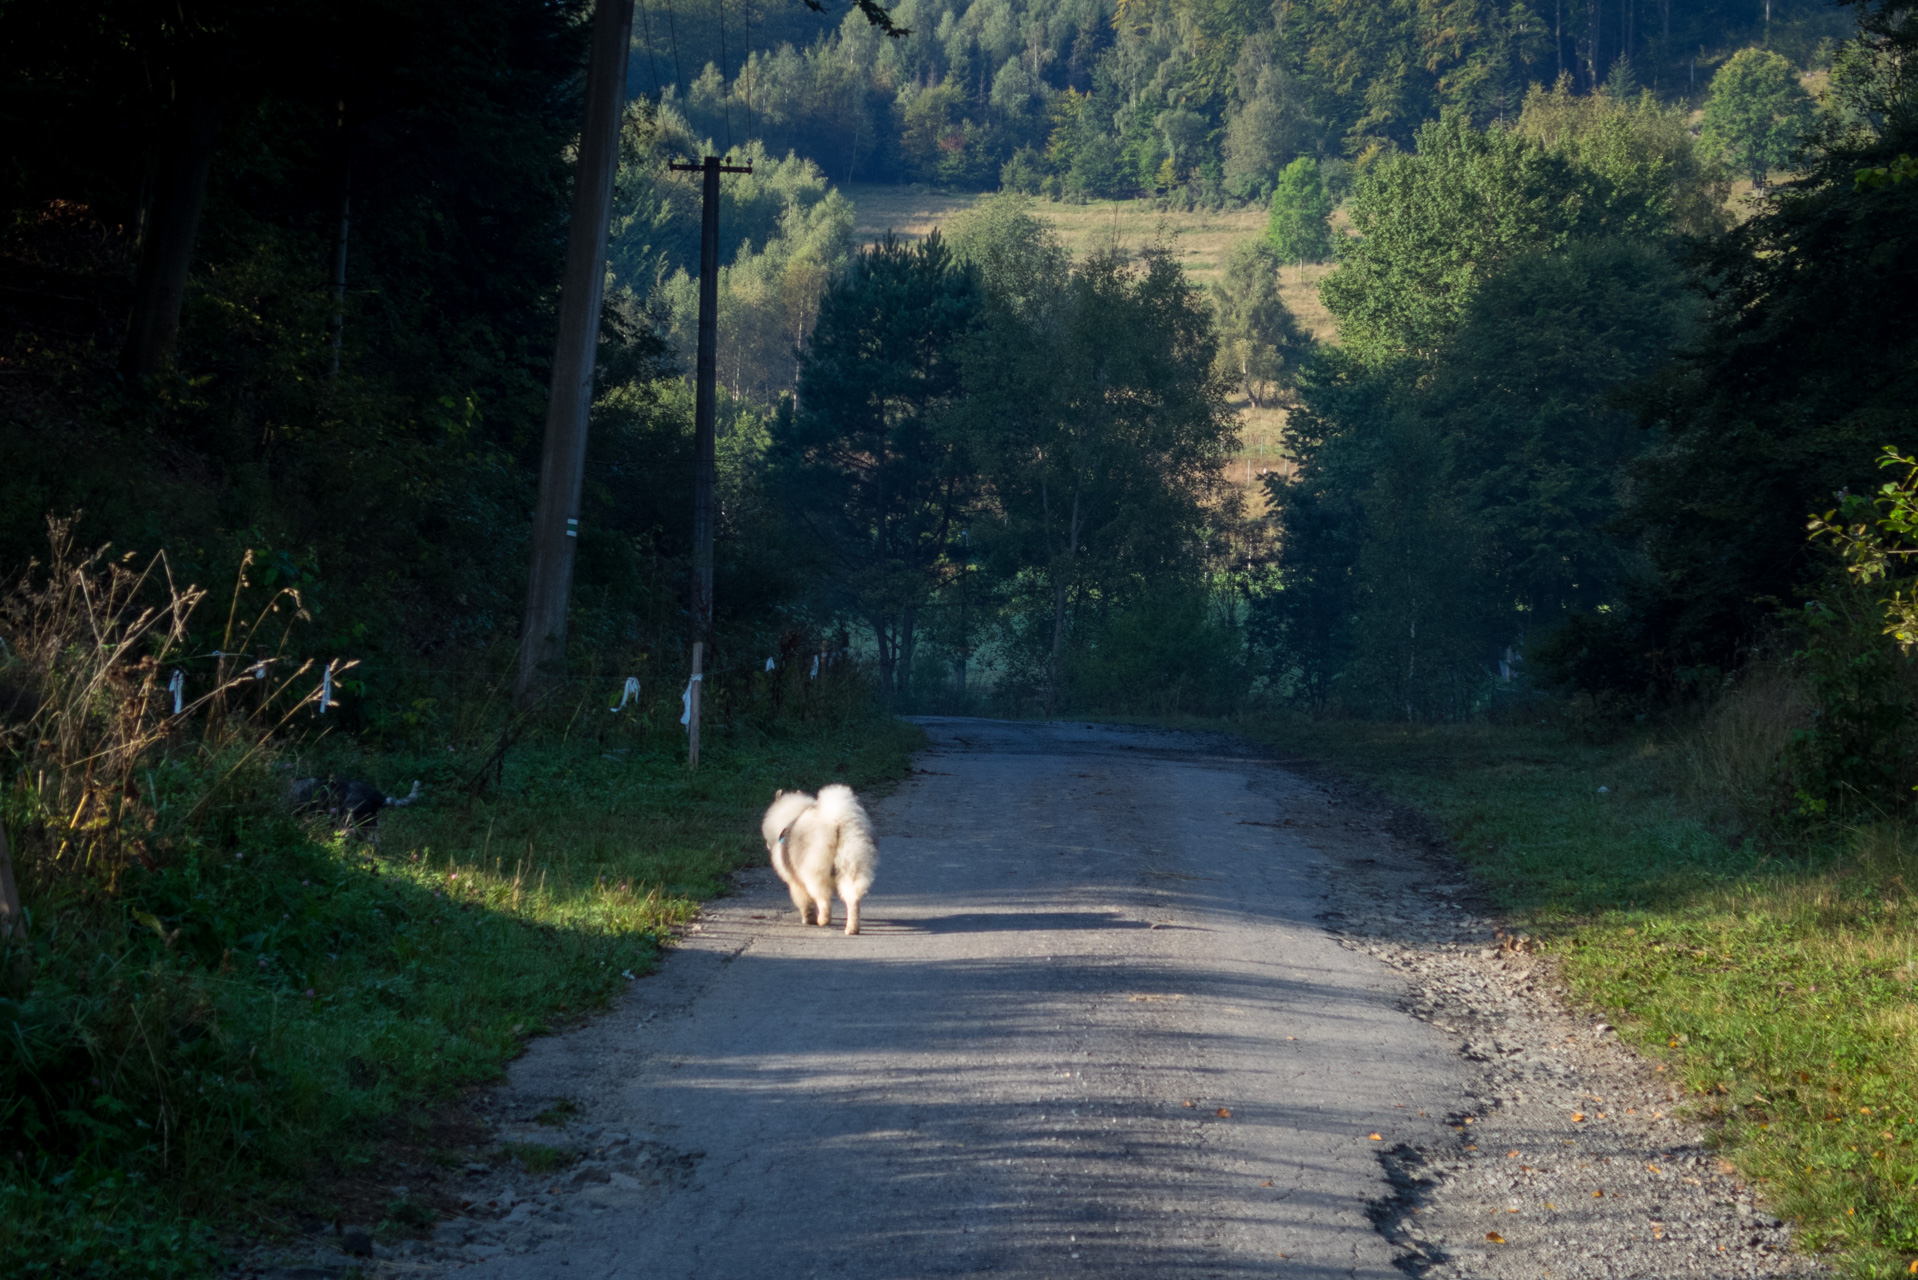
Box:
3 698 921 1276
1226 715 1918 1277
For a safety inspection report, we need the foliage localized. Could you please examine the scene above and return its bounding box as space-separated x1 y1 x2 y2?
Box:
1513 75 1731 236
1784 581 1918 820
962 240 1236 710
1623 8 1918 684
1701 46 1817 188
1320 114 1610 365
1270 103 1701 714
1784 449 1918 819
1809 449 1918 653
1263 157 1334 264
643 0 1841 198
771 234 986 697
1209 239 1309 408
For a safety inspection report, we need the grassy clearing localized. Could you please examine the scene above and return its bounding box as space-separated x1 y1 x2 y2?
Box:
1214 714 1918 1277
845 185 1274 288
2 676 919 1277
843 185 1341 520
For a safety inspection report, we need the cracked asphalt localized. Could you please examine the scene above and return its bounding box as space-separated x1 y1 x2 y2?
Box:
427 718 1485 1278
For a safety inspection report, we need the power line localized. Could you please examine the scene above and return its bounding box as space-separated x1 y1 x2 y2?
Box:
663 0 683 98
717 0 735 154
636 0 662 97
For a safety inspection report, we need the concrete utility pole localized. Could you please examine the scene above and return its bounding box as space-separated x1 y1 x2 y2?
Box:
667 154 750 766
515 0 636 705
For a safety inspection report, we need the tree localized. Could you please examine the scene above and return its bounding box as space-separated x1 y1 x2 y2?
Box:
1619 14 1918 679
1700 47 1815 191
1425 238 1697 626
1263 156 1334 267
1514 74 1729 236
964 243 1236 708
1270 111 1709 714
1211 239 1309 406
772 233 985 698
1321 115 1608 366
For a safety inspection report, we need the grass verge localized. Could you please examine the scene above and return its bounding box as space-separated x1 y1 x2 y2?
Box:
1205 716 1918 1279
2 694 920 1277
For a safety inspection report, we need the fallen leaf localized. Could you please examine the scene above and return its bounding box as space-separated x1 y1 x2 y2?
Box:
1183 1100 1194 1108
1368 1133 1382 1141
1506 1150 1520 1158
1260 1180 1273 1188
1486 1232 1506 1244
1545 1202 1556 1209
1593 1190 1605 1198
1571 1112 1586 1122
1647 1164 1661 1173
1217 1108 1232 1118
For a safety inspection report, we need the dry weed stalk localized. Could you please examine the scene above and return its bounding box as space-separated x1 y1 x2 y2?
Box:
1680 663 1817 825
0 518 324 890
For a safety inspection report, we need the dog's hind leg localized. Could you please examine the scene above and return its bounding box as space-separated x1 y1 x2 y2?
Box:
811 894 832 929
841 889 862 936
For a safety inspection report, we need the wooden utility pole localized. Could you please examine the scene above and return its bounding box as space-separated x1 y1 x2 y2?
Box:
667 154 750 765
514 0 636 705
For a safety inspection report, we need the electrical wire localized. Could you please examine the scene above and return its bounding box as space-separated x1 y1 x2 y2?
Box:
742 0 754 144
664 0 684 98
717 0 735 155
637 0 662 98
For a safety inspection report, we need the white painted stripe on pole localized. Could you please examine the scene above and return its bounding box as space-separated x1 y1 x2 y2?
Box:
566 517 579 538
680 672 702 726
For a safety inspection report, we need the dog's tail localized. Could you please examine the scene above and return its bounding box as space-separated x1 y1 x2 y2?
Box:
815 784 877 899
386 780 423 808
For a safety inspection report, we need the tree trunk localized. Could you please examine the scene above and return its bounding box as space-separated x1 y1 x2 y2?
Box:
0 821 29 996
1555 0 1564 81
328 161 350 378
1047 484 1083 715
119 88 221 380
514 0 637 703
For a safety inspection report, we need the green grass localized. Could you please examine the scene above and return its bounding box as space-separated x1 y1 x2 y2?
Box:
1221 716 1918 1278
1 697 921 1276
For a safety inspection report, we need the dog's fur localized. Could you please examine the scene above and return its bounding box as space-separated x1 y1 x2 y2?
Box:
760 785 877 935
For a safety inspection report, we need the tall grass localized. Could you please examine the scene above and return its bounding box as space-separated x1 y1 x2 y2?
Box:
0 526 920 1277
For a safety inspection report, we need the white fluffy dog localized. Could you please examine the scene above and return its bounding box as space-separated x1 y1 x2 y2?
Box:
760 785 877 935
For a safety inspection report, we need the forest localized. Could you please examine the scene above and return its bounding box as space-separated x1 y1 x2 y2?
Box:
2 0 1917 1271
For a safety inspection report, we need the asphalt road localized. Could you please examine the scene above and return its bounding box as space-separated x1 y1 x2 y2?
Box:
452 718 1477 1279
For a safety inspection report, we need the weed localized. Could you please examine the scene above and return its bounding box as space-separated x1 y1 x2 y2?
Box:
501 1143 573 1175
534 1098 580 1127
